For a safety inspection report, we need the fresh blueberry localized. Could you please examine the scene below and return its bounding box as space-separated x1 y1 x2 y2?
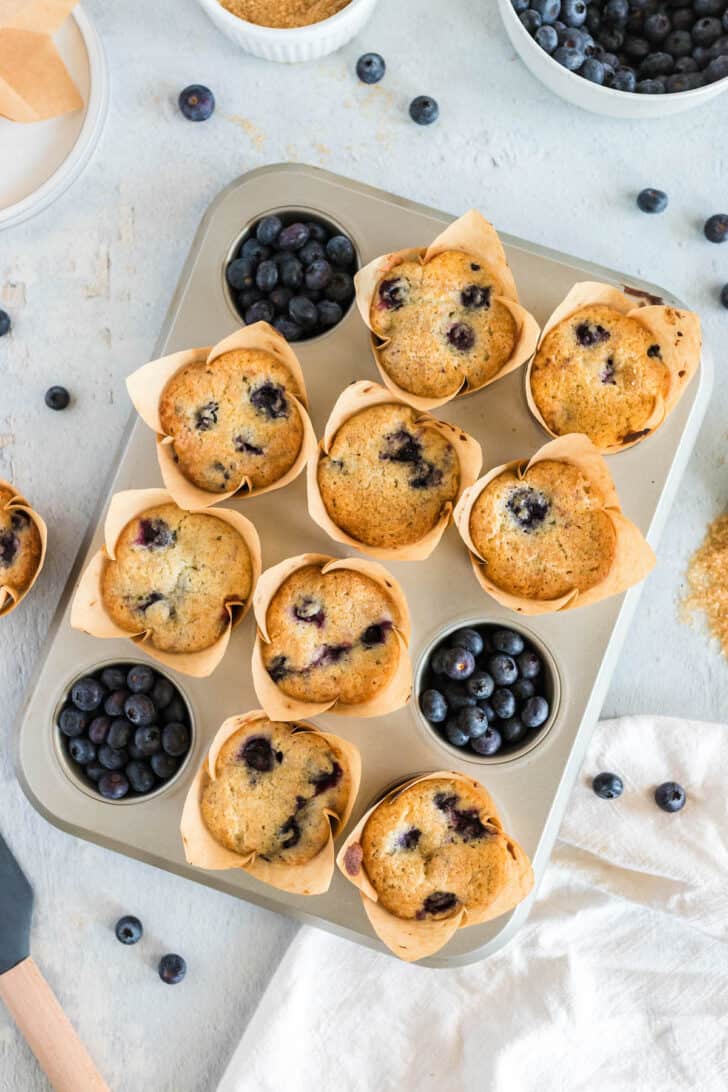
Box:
664 29 693 56
704 213 728 242
443 683 476 710
59 706 87 737
640 51 674 77
162 697 187 725
158 954 186 985
125 694 156 727
466 671 494 700
133 724 161 757
470 726 502 756
151 676 174 710
430 647 449 675
85 762 105 783
255 259 278 293
127 665 155 694
693 16 722 46
71 676 106 712
104 689 130 718
178 85 215 122
115 915 143 945
654 781 686 812
269 285 294 314
326 271 354 302
256 215 283 246
521 695 550 729
317 300 343 327
68 737 96 764
326 235 355 267
279 256 304 289
299 240 326 266
637 187 668 213
126 760 155 794
511 0 529 11
238 290 263 313
421 689 448 723
512 678 536 702
305 259 332 292
288 295 318 328
517 650 542 680
491 629 525 656
162 722 190 757
277 223 310 251
599 26 625 52
520 9 542 32
603 0 629 25
694 0 723 15
610 65 637 90
443 647 476 681
457 705 490 739
355 49 387 82
151 752 178 779
532 0 559 23
305 220 328 244
449 628 484 656
491 688 517 720
98 745 128 772
500 716 528 746
107 718 133 750
98 772 129 800
706 54 728 81
245 300 275 325
0 310 10 337
445 720 470 748
720 283 728 308
592 771 624 799
88 716 111 745
487 654 518 687
580 57 606 82
226 257 256 291
241 237 269 263
479 701 496 723
409 95 439 125
554 44 585 69
45 386 70 410
643 11 671 41
562 0 587 27
100 667 126 692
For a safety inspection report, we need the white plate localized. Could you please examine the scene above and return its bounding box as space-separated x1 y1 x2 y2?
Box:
0 5 108 230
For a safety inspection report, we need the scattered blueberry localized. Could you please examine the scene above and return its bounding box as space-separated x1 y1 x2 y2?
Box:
115 915 143 945
45 386 70 411
356 50 387 83
637 187 668 214
0 310 10 337
409 95 439 125
704 213 728 242
654 781 686 812
592 771 624 799
158 954 186 985
178 85 215 122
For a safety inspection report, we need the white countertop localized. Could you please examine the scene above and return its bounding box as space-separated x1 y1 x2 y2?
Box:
1 1 727 1088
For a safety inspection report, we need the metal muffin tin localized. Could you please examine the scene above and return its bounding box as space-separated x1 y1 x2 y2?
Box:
16 164 712 967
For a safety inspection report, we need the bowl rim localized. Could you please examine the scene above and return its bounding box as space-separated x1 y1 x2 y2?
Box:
499 0 728 104
197 0 373 38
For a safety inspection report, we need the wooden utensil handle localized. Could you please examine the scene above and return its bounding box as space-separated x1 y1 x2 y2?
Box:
0 957 109 1092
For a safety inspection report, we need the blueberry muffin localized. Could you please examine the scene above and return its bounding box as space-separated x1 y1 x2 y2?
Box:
158 348 304 493
0 486 42 598
530 305 669 449
469 460 616 600
370 251 517 399
262 565 402 705
317 403 460 549
200 720 350 866
358 777 512 921
102 503 253 653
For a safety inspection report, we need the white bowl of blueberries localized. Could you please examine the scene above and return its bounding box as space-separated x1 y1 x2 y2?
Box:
498 0 728 117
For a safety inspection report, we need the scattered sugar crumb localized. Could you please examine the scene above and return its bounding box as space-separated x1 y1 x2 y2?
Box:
227 115 266 149
1 281 25 306
681 512 728 659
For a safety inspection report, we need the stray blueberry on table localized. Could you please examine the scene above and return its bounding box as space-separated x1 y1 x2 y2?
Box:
0 310 10 337
45 386 70 411
115 915 143 945
720 284 728 308
704 213 728 243
356 52 386 84
654 781 686 812
637 188 668 214
592 771 624 800
178 85 215 122
409 95 439 125
159 954 187 985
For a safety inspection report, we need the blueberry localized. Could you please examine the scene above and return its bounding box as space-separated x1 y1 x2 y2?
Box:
562 0 587 27
288 295 318 329
305 220 328 243
245 300 275 325
448 627 483 656
447 322 475 351
610 65 637 90
108 718 133 749
104 689 130 718
479 701 496 723
644 12 671 41
500 716 528 746
127 664 155 694
511 0 529 11
554 44 585 68
98 745 128 771
487 654 518 687
178 84 214 122
521 695 550 729
241 237 270 263
532 0 559 22
470 726 502 756
238 289 264 312
445 720 470 748
640 51 674 77
603 0 629 25
100 667 126 691
592 771 624 799
580 57 605 82
506 486 550 532
270 286 293 313
491 629 525 656
305 259 332 292
68 737 96 764
654 781 686 812
326 235 356 267
430 647 449 675
133 725 161 757
409 95 439 125
59 706 87 737
709 36 728 61
443 683 476 711
151 676 174 710
0 310 10 337
706 54 728 80
637 187 668 213
457 705 490 739
693 16 722 46
466 671 494 700
256 215 283 246
85 762 105 783
162 696 187 725
158 954 186 985
126 760 155 794
115 915 143 945
512 678 536 702
704 213 728 242
517 650 542 679
461 284 492 309
273 317 304 342
326 271 354 302
71 676 106 712
666 72 705 89
317 300 343 327
692 44 713 69
124 693 156 727
45 386 70 410
720 283 728 307
599 26 625 51
624 35 651 60
226 257 256 291
491 688 517 720
88 716 111 744
520 10 542 32
255 259 278 293
98 772 129 800
664 29 693 56
277 223 310 251
279 256 304 290
421 689 448 723
162 722 190 757
694 0 723 15
151 752 178 779
443 647 476 681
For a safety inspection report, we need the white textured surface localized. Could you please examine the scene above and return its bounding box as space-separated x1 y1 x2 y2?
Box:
1 1 727 1089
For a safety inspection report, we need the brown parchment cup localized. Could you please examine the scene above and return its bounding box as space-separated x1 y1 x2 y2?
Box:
252 552 412 720
70 488 262 677
306 380 483 561
525 281 702 453
180 710 362 896
125 322 318 510
453 433 656 616
0 0 83 123
354 209 541 411
0 479 47 617
336 771 534 962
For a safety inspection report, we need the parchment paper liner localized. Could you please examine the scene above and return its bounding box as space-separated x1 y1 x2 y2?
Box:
336 771 534 962
354 209 541 411
525 281 702 453
252 552 412 719
0 0 83 123
180 710 361 896
306 380 483 561
70 488 262 677
0 479 47 617
126 323 318 510
453 434 656 616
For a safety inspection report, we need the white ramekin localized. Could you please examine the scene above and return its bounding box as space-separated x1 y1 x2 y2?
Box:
497 0 728 119
195 0 379 62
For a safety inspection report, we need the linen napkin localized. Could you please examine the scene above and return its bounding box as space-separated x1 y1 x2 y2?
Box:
218 716 728 1092
0 0 82 122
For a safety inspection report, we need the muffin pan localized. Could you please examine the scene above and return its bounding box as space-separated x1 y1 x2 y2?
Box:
16 164 712 967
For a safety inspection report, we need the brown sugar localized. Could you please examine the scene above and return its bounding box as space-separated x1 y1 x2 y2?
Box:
682 512 728 659
219 0 351 28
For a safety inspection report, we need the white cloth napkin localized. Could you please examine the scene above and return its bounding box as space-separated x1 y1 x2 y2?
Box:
219 717 728 1092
